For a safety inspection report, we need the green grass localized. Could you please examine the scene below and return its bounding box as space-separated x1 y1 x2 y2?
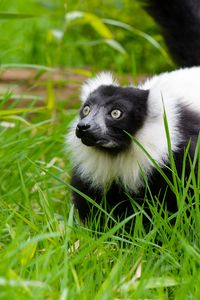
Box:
0 0 173 74
0 86 200 300
0 1 199 299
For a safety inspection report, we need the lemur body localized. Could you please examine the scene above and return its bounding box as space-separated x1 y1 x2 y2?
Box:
67 0 200 222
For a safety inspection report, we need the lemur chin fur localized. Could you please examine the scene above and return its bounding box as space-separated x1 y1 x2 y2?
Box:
66 0 200 223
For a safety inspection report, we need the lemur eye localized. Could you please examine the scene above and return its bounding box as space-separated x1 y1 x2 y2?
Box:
111 109 122 119
82 105 90 116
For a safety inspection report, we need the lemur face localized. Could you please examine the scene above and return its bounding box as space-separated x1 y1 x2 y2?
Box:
76 85 148 153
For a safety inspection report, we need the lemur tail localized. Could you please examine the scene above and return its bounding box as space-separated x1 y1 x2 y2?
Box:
141 0 200 67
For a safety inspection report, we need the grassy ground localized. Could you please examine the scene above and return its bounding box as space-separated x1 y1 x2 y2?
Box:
0 75 200 299
0 1 200 299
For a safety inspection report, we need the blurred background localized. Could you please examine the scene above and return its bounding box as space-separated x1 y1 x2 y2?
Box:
0 0 173 75
0 3 191 299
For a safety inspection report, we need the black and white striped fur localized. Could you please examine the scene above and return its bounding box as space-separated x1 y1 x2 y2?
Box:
67 0 200 222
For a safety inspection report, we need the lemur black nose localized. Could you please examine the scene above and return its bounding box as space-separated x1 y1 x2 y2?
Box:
77 123 90 131
76 122 91 138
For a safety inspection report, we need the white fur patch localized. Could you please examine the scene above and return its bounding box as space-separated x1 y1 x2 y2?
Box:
80 72 118 103
66 67 200 193
140 67 200 113
67 127 149 192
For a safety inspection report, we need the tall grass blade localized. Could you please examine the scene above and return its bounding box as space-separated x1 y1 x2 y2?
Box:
103 18 173 65
65 11 113 39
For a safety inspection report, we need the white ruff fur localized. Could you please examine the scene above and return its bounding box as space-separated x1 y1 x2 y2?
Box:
67 67 200 192
80 72 118 102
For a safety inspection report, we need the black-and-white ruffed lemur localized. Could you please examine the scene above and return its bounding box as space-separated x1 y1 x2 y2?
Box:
67 0 200 224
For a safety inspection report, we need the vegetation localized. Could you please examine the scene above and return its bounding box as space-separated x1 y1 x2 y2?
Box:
0 0 173 74
0 1 199 299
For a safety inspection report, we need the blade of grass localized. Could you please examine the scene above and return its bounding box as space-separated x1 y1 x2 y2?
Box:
103 18 173 65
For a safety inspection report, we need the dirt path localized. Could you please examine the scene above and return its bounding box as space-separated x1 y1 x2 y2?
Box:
0 68 146 109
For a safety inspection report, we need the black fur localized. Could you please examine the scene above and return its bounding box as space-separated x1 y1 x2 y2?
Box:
76 85 149 153
72 153 199 226
141 0 200 67
71 168 175 224
70 0 200 226
179 105 200 154
72 103 200 223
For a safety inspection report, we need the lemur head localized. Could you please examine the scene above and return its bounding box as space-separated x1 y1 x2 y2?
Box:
76 72 149 153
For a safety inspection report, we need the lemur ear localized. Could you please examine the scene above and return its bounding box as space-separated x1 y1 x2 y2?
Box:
80 72 119 103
